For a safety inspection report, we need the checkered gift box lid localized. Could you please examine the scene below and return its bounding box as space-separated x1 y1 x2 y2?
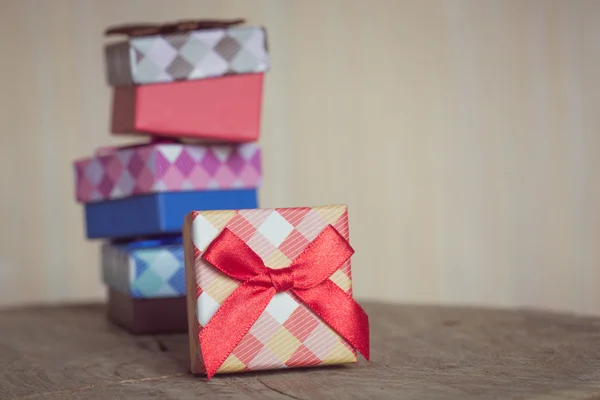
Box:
183 205 364 376
74 141 261 203
105 22 270 87
102 237 185 299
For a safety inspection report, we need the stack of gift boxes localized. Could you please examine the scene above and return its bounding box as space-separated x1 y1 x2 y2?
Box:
72 19 270 334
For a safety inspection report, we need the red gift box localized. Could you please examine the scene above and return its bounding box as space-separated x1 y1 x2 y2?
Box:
183 205 370 379
111 74 263 142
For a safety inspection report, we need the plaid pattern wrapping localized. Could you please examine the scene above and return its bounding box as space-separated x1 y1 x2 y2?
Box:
102 241 185 299
186 205 357 375
106 26 269 87
74 143 261 203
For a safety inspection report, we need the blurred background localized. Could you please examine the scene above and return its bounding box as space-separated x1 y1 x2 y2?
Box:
0 0 599 314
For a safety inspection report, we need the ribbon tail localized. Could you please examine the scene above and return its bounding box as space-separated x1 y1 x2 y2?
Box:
199 282 275 380
294 280 370 360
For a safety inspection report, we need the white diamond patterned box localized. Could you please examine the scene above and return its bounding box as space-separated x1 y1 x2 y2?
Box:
105 19 270 87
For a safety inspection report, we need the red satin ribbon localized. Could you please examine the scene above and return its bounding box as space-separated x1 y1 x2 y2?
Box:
199 224 370 379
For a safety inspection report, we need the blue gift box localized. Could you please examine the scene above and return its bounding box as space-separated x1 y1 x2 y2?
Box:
102 236 185 299
85 189 258 239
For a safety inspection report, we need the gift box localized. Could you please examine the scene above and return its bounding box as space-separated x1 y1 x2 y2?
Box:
182 205 370 379
85 189 258 239
102 237 185 298
107 288 187 334
74 142 261 203
105 22 269 87
111 74 263 142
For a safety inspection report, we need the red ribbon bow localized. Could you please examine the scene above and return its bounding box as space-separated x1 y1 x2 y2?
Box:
199 225 370 379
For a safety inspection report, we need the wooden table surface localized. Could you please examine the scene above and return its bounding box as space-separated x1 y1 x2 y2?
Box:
1 302 600 399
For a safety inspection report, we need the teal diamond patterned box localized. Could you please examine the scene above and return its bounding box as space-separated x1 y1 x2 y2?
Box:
102 237 185 299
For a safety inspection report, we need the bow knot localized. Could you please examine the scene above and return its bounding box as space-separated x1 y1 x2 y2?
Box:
199 224 370 379
267 267 294 293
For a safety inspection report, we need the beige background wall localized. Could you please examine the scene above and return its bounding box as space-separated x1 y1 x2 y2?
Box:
1 0 599 314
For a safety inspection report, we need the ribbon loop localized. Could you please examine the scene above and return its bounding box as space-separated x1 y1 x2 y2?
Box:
268 268 294 293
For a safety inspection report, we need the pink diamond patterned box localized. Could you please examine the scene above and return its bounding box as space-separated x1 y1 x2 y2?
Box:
182 205 370 379
74 141 261 203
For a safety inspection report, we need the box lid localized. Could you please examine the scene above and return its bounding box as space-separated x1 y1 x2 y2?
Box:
74 141 262 203
105 19 270 86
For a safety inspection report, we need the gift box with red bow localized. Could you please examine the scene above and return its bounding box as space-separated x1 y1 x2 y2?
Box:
182 205 370 379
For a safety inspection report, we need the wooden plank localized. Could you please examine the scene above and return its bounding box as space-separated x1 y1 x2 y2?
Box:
1 303 600 399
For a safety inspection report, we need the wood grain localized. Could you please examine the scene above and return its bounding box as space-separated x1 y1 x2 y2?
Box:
1 302 600 399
